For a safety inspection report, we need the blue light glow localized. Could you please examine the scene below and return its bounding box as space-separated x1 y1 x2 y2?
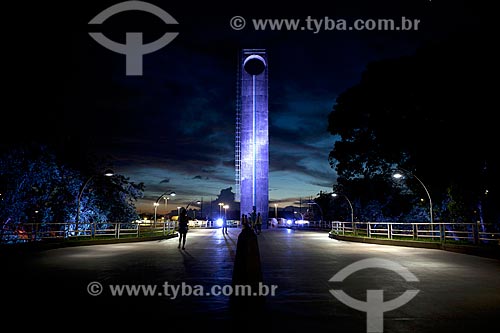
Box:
216 218 223 227
238 49 269 222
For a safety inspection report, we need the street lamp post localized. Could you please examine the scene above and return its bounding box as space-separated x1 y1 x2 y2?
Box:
200 197 203 219
392 168 433 226
223 205 229 220
293 211 304 219
153 202 160 228
307 201 324 226
75 169 114 234
186 199 202 219
185 198 204 219
332 193 354 224
218 203 224 218
154 191 176 228
164 196 169 220
186 199 201 209
274 203 278 218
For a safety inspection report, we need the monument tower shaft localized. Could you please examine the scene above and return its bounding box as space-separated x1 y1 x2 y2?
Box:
236 49 269 224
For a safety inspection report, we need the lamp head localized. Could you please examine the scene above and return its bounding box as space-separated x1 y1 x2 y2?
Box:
392 172 404 179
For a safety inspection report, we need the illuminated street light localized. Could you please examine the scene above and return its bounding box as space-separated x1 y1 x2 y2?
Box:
104 170 114 177
307 201 324 224
294 211 304 220
218 202 224 218
186 199 202 219
186 199 201 208
164 196 170 219
223 205 229 220
153 202 160 227
154 191 176 227
332 193 354 224
392 168 433 226
274 203 278 218
76 169 114 233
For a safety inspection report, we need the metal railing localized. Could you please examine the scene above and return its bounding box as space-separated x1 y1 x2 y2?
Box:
3 220 498 246
329 221 500 245
0 219 244 244
0 221 180 244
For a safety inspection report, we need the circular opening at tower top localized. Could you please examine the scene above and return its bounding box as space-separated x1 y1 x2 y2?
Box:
243 55 266 75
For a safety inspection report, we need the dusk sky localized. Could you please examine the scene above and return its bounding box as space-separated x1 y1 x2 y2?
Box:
5 0 480 213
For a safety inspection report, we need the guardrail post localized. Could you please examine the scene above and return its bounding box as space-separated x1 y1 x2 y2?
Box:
412 223 416 240
473 222 479 245
388 223 392 239
367 223 371 238
439 223 444 243
117 223 121 239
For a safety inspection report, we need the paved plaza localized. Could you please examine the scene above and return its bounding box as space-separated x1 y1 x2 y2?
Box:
2 227 499 332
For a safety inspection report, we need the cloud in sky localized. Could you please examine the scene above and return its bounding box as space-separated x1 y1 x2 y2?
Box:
75 39 424 211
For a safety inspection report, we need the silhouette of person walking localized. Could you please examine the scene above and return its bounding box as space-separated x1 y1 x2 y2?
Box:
250 209 257 231
241 214 248 229
178 207 189 250
222 216 229 234
255 212 262 235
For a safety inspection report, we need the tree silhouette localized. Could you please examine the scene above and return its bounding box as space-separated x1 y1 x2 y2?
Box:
0 143 144 241
327 32 498 224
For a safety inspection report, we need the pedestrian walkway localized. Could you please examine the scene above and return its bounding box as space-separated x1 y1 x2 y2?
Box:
2 228 499 332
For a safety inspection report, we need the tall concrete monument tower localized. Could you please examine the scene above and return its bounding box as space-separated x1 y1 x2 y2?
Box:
235 49 269 225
